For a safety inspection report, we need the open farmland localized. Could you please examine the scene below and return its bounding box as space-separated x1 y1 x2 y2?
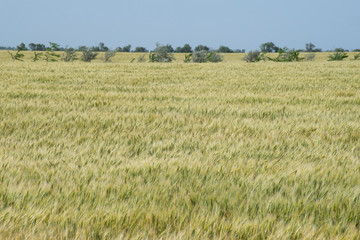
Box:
0 52 360 239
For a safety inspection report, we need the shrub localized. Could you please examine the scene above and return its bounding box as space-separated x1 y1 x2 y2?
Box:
243 50 261 62
44 42 61 62
192 50 208 63
328 51 348 61
304 53 316 61
33 52 43 62
138 54 146 62
206 52 223 62
148 43 175 62
8 48 25 61
353 53 360 60
62 47 77 62
192 51 223 63
104 51 116 62
267 48 304 62
80 47 98 62
184 53 192 63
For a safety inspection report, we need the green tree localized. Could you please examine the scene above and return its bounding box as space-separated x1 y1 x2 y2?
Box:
122 45 131 52
134 47 148 52
217 45 233 53
17 43 28 51
194 45 210 52
260 42 279 53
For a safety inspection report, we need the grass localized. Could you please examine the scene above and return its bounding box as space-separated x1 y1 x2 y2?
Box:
0 51 360 239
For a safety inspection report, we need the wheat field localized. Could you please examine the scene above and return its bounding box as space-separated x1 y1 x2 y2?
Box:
0 51 360 239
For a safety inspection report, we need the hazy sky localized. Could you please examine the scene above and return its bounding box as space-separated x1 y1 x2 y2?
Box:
1 0 360 51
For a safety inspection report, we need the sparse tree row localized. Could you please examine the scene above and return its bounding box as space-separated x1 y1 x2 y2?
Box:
4 42 360 63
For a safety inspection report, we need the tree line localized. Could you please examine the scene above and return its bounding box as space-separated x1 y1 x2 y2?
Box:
1 42 246 53
1 41 360 53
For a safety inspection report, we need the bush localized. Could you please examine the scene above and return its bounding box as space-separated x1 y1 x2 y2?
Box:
80 47 98 62
62 47 77 62
7 48 25 61
191 51 223 63
243 50 261 62
148 43 175 62
206 52 223 62
328 51 348 61
304 53 316 61
104 51 116 62
267 48 304 62
184 53 192 63
44 42 61 62
138 54 146 62
353 53 360 60
192 50 208 63
33 52 43 62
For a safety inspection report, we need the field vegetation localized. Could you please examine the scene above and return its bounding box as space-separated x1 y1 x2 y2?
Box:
0 51 360 239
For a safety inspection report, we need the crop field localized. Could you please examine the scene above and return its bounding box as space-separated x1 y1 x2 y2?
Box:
0 51 360 239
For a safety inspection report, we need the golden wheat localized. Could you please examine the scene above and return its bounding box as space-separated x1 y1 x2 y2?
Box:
0 51 359 239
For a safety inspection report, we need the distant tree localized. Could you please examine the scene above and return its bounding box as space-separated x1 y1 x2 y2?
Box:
234 49 246 53
305 42 321 52
305 42 315 52
28 43 46 51
353 49 360 52
217 45 233 53
115 47 123 52
0 46 15 50
91 46 100 51
194 45 210 52
28 43 36 51
181 44 192 53
134 47 148 52
98 42 109 52
122 45 131 52
78 46 88 51
260 42 279 53
175 44 192 53
163 44 174 53
17 43 28 51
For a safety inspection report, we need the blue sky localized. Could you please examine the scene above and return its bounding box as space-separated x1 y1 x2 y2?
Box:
1 0 360 51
